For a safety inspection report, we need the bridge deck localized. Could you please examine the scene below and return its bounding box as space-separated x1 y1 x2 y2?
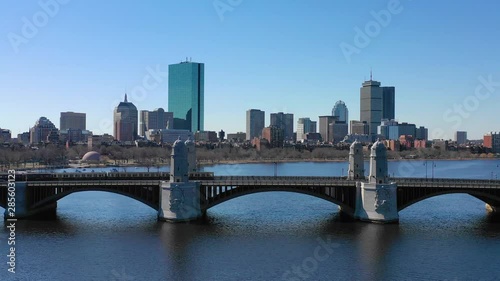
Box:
392 178 500 189
1 176 500 189
25 180 161 187
2 175 500 218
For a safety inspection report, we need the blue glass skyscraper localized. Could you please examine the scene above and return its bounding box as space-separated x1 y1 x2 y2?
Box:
168 61 204 132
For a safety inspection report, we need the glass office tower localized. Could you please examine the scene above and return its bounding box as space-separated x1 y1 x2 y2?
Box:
168 61 204 132
382 86 395 120
246 109 265 140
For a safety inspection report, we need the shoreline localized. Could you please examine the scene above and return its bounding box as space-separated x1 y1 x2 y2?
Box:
197 156 499 166
4 157 499 172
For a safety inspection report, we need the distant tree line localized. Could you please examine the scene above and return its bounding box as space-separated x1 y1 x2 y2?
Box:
0 142 491 171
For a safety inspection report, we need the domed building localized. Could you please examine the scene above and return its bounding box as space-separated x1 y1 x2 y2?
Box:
81 151 101 162
114 94 138 142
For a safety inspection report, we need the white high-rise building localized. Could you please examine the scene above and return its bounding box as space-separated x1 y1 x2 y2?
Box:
296 118 317 142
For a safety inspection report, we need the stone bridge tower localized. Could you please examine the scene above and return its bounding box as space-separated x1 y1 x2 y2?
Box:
158 137 202 222
170 137 189 183
348 140 365 180
369 140 389 184
185 138 197 173
354 139 399 223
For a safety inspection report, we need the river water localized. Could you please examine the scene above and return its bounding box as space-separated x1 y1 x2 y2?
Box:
2 159 500 281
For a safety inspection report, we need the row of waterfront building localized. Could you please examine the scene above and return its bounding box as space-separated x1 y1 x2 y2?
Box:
244 77 421 146
1 63 499 152
241 76 499 152
2 60 206 146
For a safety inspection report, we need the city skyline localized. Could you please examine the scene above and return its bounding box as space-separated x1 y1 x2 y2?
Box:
2 1 500 139
1 72 495 142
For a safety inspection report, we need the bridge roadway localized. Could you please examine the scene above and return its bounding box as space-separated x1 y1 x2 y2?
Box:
1 175 500 219
11 175 500 188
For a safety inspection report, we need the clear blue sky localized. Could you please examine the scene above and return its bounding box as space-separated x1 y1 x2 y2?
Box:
1 0 499 140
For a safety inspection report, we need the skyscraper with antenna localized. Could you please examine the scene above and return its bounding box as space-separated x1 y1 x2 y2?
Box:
359 71 395 141
114 93 138 142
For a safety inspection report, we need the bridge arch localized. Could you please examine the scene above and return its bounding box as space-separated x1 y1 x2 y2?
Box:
203 186 356 215
398 189 500 212
31 187 160 211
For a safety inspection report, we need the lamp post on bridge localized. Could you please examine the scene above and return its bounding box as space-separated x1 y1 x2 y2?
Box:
490 164 499 180
424 160 428 180
424 160 436 180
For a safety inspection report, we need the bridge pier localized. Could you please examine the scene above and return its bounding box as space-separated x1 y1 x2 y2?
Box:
485 204 500 222
353 140 399 223
337 206 356 221
486 203 500 214
157 137 202 222
158 181 202 222
354 182 399 223
3 182 58 220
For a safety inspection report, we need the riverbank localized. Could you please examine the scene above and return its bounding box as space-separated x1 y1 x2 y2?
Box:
197 156 499 166
2 143 496 172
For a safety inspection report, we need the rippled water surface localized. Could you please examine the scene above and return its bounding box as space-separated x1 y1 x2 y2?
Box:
2 160 500 280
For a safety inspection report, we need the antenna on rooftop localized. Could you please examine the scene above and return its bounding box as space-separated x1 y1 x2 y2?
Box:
370 67 373 81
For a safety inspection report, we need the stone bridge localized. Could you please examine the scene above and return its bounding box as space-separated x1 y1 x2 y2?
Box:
1 139 500 223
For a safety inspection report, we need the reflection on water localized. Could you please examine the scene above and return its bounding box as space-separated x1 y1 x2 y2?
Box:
356 223 400 280
1 160 500 280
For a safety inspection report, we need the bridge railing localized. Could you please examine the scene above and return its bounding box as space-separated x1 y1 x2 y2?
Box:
4 175 500 190
26 180 162 187
392 177 500 189
392 177 500 184
203 176 358 187
212 175 348 181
